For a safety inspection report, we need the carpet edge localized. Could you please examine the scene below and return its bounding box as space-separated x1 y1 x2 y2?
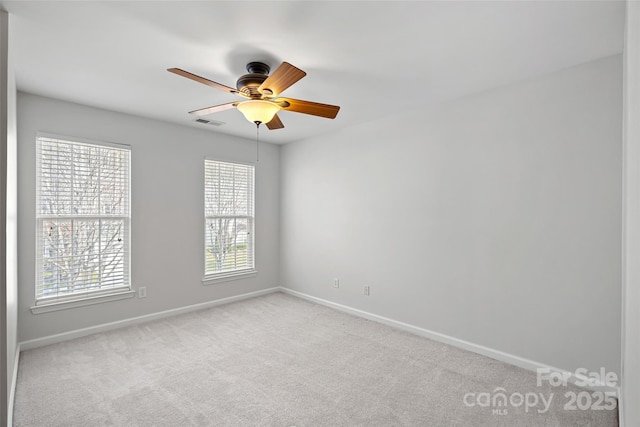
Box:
18 287 281 351
280 287 620 396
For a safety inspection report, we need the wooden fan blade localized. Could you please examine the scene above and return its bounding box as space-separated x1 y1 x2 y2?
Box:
189 102 238 116
168 68 240 95
276 97 340 119
266 114 284 130
258 62 306 97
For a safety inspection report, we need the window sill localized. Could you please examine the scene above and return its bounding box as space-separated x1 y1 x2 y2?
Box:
202 269 257 286
31 289 136 314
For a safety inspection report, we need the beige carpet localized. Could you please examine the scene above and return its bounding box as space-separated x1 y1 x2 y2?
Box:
13 292 618 426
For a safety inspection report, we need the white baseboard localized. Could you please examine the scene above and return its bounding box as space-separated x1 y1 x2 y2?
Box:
279 287 619 396
19 287 280 351
8 343 21 427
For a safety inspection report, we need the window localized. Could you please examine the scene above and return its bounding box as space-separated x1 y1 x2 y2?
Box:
35 134 131 306
204 159 255 282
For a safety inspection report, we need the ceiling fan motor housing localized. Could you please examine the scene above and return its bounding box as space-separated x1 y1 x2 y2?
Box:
236 62 271 97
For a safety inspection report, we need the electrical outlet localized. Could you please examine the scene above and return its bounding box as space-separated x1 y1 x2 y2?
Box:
364 286 370 296
333 278 340 288
138 287 147 298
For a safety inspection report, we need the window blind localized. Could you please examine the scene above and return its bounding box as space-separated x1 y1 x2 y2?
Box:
204 159 255 278
36 135 131 303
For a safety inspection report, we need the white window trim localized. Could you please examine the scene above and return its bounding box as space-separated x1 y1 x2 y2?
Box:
37 131 131 151
30 289 136 315
203 158 256 284
202 269 257 286
34 132 132 309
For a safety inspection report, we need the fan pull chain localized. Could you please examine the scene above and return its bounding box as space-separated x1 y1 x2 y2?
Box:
255 121 261 162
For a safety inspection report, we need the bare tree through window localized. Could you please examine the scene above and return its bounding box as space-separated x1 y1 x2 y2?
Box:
36 136 130 301
204 160 254 277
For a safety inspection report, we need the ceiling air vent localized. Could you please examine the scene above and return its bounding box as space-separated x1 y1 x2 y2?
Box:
194 118 225 126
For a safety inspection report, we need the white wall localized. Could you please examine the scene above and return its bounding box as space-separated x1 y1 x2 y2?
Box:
622 1 640 425
280 55 622 375
17 93 280 342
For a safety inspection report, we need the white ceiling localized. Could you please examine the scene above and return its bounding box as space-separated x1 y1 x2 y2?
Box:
0 1 625 144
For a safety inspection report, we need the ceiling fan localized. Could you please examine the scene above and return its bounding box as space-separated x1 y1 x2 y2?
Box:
168 61 340 130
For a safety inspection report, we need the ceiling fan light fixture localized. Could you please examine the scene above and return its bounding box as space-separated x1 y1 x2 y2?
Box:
237 100 281 124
